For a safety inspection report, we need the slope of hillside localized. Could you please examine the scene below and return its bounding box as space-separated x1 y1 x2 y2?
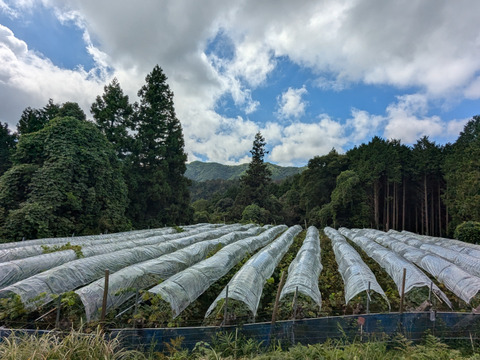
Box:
185 161 305 182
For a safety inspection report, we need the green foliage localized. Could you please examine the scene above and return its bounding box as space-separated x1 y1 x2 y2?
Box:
0 122 17 176
454 221 480 244
91 78 135 159
241 204 268 224
185 160 305 182
444 116 480 232
127 65 192 228
0 116 129 241
41 242 84 258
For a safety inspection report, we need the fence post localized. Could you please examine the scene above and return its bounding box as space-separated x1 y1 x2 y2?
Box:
399 268 406 314
100 269 110 326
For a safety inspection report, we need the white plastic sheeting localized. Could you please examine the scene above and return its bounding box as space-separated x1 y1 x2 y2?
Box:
360 229 480 304
340 228 452 307
0 224 219 288
0 224 245 310
148 225 288 318
206 225 302 317
387 230 480 278
0 224 215 263
324 227 389 307
279 226 322 307
76 225 266 321
397 231 480 260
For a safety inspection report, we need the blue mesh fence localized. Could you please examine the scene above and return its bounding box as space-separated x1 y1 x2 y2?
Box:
2 312 480 352
108 312 480 352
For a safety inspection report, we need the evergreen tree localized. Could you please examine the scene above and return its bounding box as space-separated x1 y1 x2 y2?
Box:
444 115 480 233
128 65 192 227
17 99 60 135
0 122 16 176
91 78 134 159
235 132 272 211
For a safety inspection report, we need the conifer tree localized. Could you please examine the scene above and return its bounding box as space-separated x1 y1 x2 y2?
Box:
236 132 272 210
91 78 134 159
128 65 192 227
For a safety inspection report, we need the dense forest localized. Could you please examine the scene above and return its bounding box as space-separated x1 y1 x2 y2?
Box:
0 64 479 242
191 118 480 242
0 66 192 241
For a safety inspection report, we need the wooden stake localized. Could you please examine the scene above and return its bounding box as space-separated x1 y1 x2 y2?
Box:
271 271 286 326
292 286 298 321
399 268 406 314
55 294 62 329
223 285 229 326
366 281 371 314
100 269 110 324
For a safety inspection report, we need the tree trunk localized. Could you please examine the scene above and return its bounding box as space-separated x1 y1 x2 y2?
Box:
402 177 406 230
438 183 442 237
374 181 379 229
386 181 390 231
424 174 429 236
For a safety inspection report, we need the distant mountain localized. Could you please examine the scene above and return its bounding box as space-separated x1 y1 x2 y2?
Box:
185 161 306 182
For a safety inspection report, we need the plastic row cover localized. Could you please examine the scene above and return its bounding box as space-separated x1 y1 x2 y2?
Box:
0 224 246 310
280 226 322 307
146 225 288 318
324 227 389 307
398 231 480 259
0 224 221 288
387 230 480 278
206 225 301 317
0 224 217 263
77 225 264 321
340 228 451 307
363 229 480 304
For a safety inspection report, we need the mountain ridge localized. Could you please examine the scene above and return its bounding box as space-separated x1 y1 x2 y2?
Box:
185 161 306 182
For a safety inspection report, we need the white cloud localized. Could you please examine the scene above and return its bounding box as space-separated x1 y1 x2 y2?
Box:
269 115 347 166
1 0 480 165
276 86 308 120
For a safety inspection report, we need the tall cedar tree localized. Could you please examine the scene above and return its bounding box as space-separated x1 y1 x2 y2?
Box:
0 123 16 177
128 65 192 227
17 99 60 135
236 132 272 209
444 115 480 231
91 78 134 159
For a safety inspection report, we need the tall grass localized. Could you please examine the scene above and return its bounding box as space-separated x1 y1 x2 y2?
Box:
0 327 145 360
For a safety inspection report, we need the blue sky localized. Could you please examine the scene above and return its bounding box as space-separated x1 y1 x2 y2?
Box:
1 1 480 166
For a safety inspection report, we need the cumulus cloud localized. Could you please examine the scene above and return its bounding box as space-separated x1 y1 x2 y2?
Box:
1 0 480 165
276 86 308 120
269 115 347 166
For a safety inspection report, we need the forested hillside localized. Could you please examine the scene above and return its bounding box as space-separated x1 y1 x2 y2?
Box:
185 161 305 182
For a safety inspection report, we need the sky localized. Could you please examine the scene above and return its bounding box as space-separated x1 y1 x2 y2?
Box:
1 1 480 166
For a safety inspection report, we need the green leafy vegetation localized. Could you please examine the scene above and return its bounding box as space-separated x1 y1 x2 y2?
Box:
41 242 84 258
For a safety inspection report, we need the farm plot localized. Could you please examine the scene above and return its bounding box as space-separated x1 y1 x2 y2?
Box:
0 224 479 330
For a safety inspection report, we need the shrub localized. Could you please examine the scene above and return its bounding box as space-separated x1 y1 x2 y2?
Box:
454 221 480 244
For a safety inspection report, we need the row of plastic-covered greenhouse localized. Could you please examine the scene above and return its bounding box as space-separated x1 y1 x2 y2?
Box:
1 222 480 326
